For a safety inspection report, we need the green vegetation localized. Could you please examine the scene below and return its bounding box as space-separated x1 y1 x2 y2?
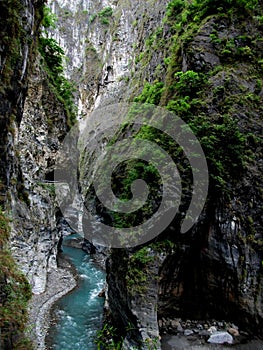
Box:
94 0 262 345
90 7 113 25
98 7 113 18
95 322 159 349
90 13 97 23
0 209 32 349
37 182 56 196
125 241 175 296
0 0 27 87
111 158 161 234
95 323 123 350
98 0 263 260
163 0 262 41
39 7 77 127
134 82 164 105
126 247 154 294
130 0 263 195
42 6 57 30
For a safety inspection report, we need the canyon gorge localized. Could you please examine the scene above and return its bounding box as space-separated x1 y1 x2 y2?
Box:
0 0 263 349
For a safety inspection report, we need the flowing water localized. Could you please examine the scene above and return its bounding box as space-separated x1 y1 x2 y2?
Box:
48 237 105 350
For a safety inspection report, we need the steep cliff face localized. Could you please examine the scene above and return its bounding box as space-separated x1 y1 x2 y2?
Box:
48 0 169 116
0 1 73 348
52 0 262 348
0 1 45 348
0 0 42 206
10 54 69 294
156 3 263 338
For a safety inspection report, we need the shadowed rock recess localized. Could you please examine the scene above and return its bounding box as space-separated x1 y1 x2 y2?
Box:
0 0 263 350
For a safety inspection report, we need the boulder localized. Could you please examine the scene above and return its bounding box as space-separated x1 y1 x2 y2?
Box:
208 331 233 345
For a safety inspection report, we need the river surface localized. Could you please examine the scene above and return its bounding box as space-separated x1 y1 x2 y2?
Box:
47 237 105 350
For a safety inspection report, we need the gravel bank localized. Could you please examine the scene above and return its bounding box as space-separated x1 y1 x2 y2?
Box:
27 256 77 350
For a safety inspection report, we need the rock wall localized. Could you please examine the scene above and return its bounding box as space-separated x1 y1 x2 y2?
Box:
10 54 69 294
0 0 43 206
0 1 47 347
0 4 72 349
48 0 169 116
157 10 263 338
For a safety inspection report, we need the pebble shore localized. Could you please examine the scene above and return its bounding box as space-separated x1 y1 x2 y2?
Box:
27 257 77 350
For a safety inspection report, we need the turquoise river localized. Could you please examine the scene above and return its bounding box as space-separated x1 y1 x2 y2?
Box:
47 237 105 350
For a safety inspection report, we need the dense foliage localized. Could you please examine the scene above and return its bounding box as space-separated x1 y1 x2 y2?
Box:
131 0 263 196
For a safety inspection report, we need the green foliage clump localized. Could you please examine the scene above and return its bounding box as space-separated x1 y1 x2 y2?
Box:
166 0 185 19
112 158 161 234
160 68 246 191
191 0 259 18
38 37 64 73
0 0 26 87
95 322 159 349
172 70 207 96
165 0 260 30
0 209 10 247
126 247 154 294
37 182 56 196
128 0 262 201
42 6 57 29
98 7 113 25
95 323 123 350
134 82 164 105
188 114 246 190
98 7 113 18
0 209 32 349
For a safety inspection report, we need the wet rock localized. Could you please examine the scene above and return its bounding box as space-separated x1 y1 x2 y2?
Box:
199 330 210 338
98 288 106 298
184 329 194 336
208 326 217 334
227 327 240 337
171 319 181 328
177 324 184 333
208 331 233 345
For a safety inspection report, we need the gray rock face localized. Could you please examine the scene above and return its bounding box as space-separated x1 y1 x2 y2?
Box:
0 0 69 296
184 329 194 336
0 1 57 347
48 0 170 117
0 0 43 205
107 248 166 350
10 55 69 294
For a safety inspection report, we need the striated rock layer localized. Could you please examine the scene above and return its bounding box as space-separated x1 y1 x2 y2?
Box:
10 54 69 294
